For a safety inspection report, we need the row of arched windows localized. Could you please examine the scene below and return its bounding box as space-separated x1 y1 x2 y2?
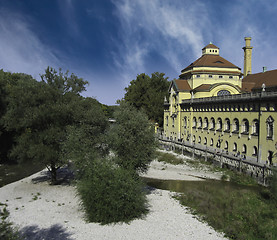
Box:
191 135 257 156
186 117 260 135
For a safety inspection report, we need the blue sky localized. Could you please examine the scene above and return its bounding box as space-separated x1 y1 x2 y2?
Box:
0 0 276 105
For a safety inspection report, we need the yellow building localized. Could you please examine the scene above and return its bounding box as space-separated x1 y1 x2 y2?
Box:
163 37 277 166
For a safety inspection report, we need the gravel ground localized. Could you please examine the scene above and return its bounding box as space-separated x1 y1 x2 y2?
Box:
0 159 227 240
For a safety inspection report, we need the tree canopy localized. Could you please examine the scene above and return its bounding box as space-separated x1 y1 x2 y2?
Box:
1 67 95 184
123 72 170 126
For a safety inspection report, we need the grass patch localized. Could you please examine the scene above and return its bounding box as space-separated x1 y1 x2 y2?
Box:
175 180 277 239
155 151 184 165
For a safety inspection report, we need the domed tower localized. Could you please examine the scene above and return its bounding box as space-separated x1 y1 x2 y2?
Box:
176 42 243 99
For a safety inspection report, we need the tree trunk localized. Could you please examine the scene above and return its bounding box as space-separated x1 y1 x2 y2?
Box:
50 163 57 185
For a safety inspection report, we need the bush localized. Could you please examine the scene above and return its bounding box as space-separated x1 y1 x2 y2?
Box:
0 204 20 240
77 159 148 224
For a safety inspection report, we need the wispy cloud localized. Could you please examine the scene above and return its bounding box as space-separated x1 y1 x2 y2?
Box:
0 8 59 79
112 0 277 83
112 0 212 84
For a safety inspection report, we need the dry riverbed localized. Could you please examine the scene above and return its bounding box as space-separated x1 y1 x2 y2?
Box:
0 151 227 240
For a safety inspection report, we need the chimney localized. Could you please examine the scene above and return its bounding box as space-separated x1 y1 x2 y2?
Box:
243 37 253 77
263 67 267 73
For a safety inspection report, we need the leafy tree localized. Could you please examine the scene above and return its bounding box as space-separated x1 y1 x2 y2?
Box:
0 70 34 163
123 72 169 126
62 97 109 177
108 102 156 174
2 67 88 184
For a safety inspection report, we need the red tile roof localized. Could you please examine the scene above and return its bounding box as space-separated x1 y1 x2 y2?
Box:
181 54 241 73
174 79 191 91
242 69 277 91
202 43 219 50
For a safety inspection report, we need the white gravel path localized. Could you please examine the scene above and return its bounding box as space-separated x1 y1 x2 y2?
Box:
0 161 227 240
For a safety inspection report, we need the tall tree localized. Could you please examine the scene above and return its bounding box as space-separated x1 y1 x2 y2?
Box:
108 102 156 174
123 72 170 126
3 67 88 184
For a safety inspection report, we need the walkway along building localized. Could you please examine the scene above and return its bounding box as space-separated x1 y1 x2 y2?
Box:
163 37 277 167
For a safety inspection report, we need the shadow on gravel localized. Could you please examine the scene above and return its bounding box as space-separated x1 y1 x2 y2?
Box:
31 167 75 185
20 224 74 240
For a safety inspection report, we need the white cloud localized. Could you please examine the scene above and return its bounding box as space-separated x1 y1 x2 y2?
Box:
0 8 59 79
112 0 212 84
112 0 277 82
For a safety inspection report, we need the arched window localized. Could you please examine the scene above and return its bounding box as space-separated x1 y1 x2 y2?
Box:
210 138 214 146
217 90 231 96
198 117 203 129
233 143 237 152
192 135 196 142
242 144 247 154
172 117 175 128
198 136 201 143
204 117 209 129
252 119 259 135
233 118 239 133
253 146 258 156
266 116 274 140
241 119 249 134
225 141 229 151
217 118 223 131
166 116 169 126
204 137 207 145
192 117 197 128
184 117 187 129
268 151 273 165
224 118 231 132
210 117 215 130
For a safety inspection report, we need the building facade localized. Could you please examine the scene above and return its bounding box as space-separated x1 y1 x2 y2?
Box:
163 37 277 166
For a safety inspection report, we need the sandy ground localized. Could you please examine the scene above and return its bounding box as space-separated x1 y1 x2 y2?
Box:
0 154 227 240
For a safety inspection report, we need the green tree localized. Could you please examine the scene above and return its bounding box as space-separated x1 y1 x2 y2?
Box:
62 97 109 177
123 72 169 126
108 102 156 174
3 67 88 184
0 70 34 163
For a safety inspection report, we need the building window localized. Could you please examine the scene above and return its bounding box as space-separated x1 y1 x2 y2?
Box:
210 138 214 146
252 119 259 135
229 76 233 79
224 141 229 151
184 117 187 129
268 151 273 165
242 144 247 154
166 116 169 126
233 118 239 133
233 143 237 152
204 137 207 145
253 146 258 156
198 117 203 129
219 75 223 79
172 117 175 128
217 90 231 96
266 116 274 140
196 75 200 78
241 119 249 134
217 118 223 131
204 117 209 129
210 117 215 130
224 118 231 132
198 136 201 143
192 117 197 128
193 135 196 142
209 75 213 78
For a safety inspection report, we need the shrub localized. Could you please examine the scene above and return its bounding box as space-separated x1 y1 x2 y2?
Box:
0 204 21 240
77 159 148 224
